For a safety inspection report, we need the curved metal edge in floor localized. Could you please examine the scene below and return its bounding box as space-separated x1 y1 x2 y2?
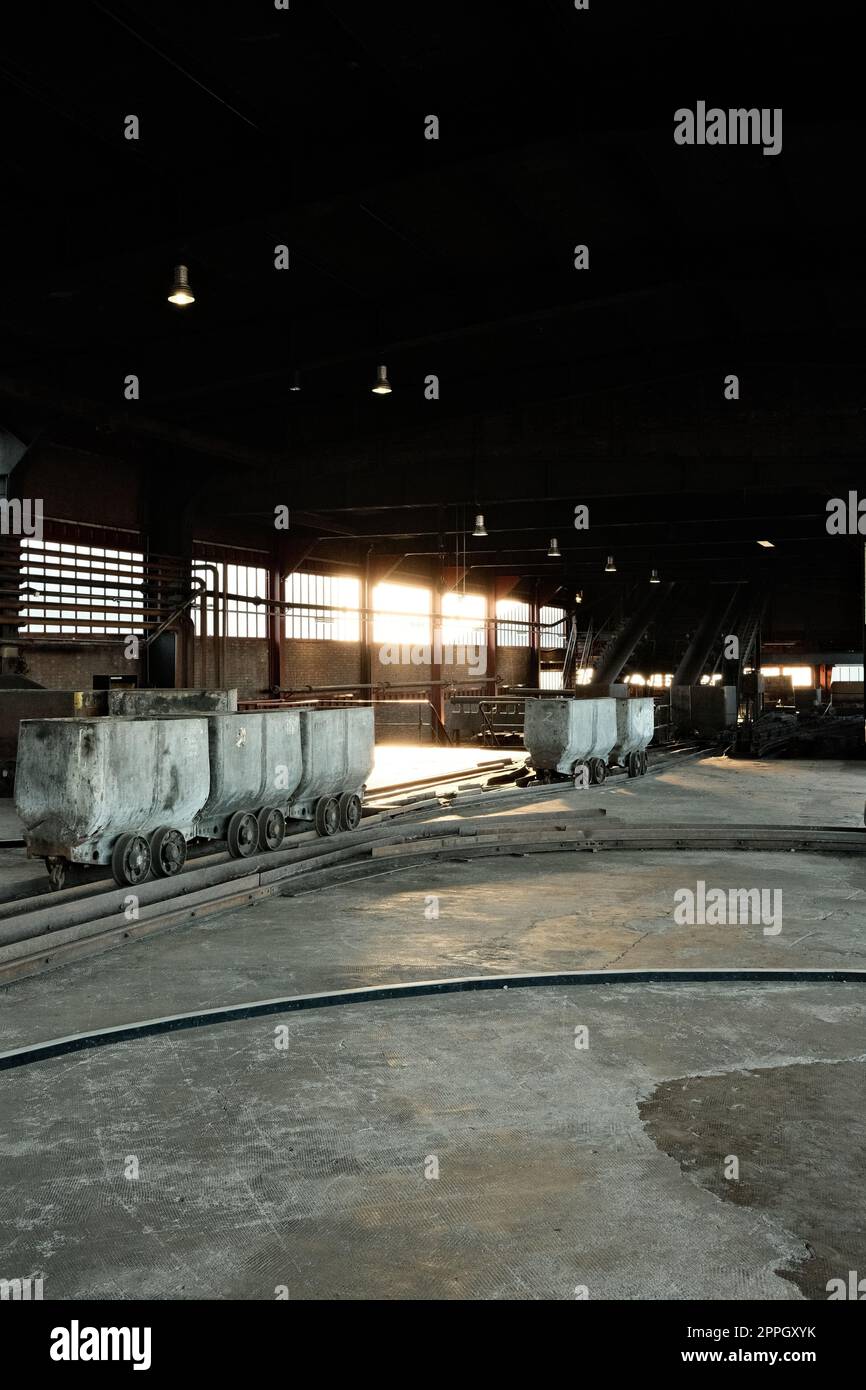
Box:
1 967 864 1072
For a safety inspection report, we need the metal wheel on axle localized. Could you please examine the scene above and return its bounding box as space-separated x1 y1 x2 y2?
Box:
149 826 187 878
257 806 286 851
227 811 259 858
627 751 639 778
314 796 340 837
111 834 151 887
589 757 607 786
338 792 362 831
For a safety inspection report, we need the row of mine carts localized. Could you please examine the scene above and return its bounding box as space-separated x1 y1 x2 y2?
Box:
15 706 375 890
524 695 655 786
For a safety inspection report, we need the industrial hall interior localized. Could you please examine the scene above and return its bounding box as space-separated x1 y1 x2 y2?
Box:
1 1 865 1310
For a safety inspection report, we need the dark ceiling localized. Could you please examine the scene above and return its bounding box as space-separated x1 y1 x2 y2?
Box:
1 0 864 606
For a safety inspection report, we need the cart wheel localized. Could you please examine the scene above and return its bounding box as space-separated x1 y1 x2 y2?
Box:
338 792 362 831
589 757 607 786
257 806 286 851
627 751 639 778
150 826 187 878
314 796 340 837
46 856 69 892
227 811 259 858
111 833 151 887
640 750 649 775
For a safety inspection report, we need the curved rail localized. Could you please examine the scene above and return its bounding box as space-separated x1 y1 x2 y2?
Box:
1 813 863 983
1 967 864 1073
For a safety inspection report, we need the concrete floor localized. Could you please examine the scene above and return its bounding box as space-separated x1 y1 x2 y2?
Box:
1 755 865 1299
1 984 863 1299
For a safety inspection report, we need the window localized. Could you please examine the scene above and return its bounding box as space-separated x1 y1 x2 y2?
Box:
760 665 814 688
575 667 595 685
539 605 566 650
539 669 563 690
372 582 431 645
496 599 531 647
19 539 145 635
699 673 723 685
193 561 267 638
285 572 360 640
831 664 864 684
784 666 813 688
440 592 486 647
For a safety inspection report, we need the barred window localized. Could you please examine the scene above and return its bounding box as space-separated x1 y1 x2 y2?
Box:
830 664 863 684
193 561 267 638
495 599 530 647
19 539 145 635
285 572 360 640
440 592 486 647
372 582 431 645
539 604 566 650
539 669 563 690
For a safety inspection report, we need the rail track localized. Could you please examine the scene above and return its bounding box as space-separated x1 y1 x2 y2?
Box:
3 968 865 1073
3 741 860 984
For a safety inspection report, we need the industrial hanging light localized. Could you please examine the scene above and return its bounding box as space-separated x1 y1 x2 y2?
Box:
604 555 616 573
757 539 775 548
371 364 392 394
547 538 561 558
472 513 487 537
649 567 660 583
574 590 583 604
289 370 302 392
167 264 195 306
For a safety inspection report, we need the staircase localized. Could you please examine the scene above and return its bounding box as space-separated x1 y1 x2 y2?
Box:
562 620 594 689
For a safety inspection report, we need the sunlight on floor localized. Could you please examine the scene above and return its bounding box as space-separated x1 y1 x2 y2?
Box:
368 743 520 790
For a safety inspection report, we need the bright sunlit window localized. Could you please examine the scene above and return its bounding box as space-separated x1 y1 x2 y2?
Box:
760 665 814 687
539 604 566 650
496 599 531 647
831 664 864 683
540 669 563 689
285 572 360 640
19 539 145 635
575 667 595 685
441 592 486 646
373 582 431 644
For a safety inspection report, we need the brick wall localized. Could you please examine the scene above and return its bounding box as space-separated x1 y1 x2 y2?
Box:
18 638 269 697
281 640 362 690
180 637 270 696
17 644 140 689
220 639 269 696
16 634 535 701
497 646 532 686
